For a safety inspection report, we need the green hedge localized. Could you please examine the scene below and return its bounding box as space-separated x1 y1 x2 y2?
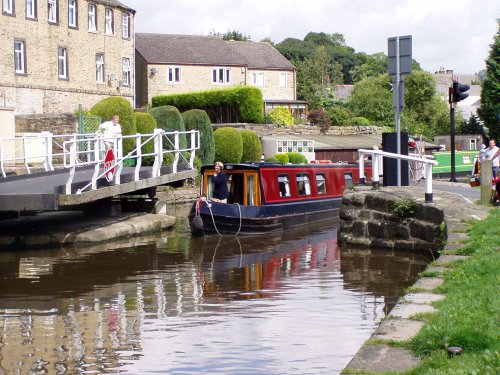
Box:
240 130 262 162
149 105 187 150
268 107 294 126
90 97 136 155
214 127 243 163
134 112 156 166
287 152 308 164
152 86 264 123
182 109 215 165
351 116 371 125
274 153 289 164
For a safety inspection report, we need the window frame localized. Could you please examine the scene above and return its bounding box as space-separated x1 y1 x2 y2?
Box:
279 72 287 86
2 0 14 15
296 173 311 196
57 47 68 79
315 173 326 195
95 53 104 83
47 0 58 24
14 40 27 75
105 8 113 35
88 3 96 32
121 12 130 39
68 0 77 28
26 0 37 19
252 71 265 87
277 174 291 198
211 67 232 85
122 57 130 86
167 66 181 84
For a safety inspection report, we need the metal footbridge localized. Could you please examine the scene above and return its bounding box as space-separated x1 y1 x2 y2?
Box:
0 129 199 212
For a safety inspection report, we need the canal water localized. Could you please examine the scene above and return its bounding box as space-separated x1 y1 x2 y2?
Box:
0 208 433 374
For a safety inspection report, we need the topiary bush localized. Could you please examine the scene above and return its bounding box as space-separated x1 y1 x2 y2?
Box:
240 130 262 162
268 107 294 126
149 105 187 153
265 156 279 162
181 109 215 165
327 106 351 126
351 116 371 126
134 112 156 166
307 108 331 134
214 127 243 163
90 96 137 155
287 152 308 164
274 153 289 164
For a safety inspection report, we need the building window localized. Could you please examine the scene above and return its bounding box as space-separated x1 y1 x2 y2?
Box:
3 0 14 15
14 40 27 74
68 0 77 27
122 57 130 86
26 0 37 19
211 67 231 85
279 72 287 86
278 175 291 197
315 173 326 194
96 53 104 83
88 3 96 31
58 47 68 79
122 12 130 38
252 72 265 87
296 174 311 196
167 66 181 83
47 0 58 23
105 8 113 34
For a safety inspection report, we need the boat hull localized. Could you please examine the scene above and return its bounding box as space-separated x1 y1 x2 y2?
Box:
189 197 341 235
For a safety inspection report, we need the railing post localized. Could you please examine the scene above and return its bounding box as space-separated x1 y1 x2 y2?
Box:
425 162 433 203
0 140 5 178
372 153 380 188
173 131 179 173
189 130 196 169
22 134 31 174
152 129 163 177
65 138 76 194
134 133 142 181
359 151 365 184
114 135 123 185
91 136 100 190
41 131 54 172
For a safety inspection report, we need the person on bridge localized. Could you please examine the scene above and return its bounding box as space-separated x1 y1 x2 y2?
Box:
485 139 499 178
212 161 229 203
98 115 122 149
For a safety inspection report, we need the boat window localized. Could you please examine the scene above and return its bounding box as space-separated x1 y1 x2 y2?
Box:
206 175 214 198
247 174 255 205
296 174 311 196
228 173 244 204
316 173 326 194
278 174 291 197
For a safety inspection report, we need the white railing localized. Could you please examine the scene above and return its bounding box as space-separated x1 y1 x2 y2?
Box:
358 149 438 202
0 130 200 195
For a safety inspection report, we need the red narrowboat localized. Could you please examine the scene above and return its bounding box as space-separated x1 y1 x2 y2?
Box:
189 162 372 235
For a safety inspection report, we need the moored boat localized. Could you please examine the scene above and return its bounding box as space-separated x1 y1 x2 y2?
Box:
189 162 371 235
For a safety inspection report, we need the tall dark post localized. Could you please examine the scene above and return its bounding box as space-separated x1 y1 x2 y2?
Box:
450 105 457 182
449 80 470 183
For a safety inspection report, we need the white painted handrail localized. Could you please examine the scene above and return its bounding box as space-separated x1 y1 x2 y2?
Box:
358 149 439 203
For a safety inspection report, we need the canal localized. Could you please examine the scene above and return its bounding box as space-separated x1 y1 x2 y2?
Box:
0 206 433 374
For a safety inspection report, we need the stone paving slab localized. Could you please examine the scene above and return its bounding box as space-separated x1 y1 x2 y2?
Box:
435 254 469 265
412 277 444 291
424 265 446 274
389 303 436 319
343 344 420 373
373 318 425 341
402 292 445 304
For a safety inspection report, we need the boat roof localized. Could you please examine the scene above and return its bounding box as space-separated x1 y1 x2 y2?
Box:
201 162 358 173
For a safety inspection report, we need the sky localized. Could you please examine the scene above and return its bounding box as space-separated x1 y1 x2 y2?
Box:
124 0 499 75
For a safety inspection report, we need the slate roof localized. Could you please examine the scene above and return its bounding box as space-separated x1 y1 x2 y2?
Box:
95 0 135 13
135 33 295 70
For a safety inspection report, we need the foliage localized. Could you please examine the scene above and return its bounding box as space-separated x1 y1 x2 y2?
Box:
152 86 263 124
391 198 416 220
326 106 351 126
307 108 332 134
350 52 387 82
149 105 187 149
274 153 289 164
287 152 308 164
264 156 279 162
478 25 500 141
350 116 370 125
240 130 262 162
213 127 243 163
268 107 294 126
408 210 499 374
209 29 252 41
349 74 393 126
134 112 156 166
460 114 489 137
181 109 215 164
90 97 137 155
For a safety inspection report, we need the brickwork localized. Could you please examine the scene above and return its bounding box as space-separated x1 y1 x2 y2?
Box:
16 113 78 134
0 0 135 114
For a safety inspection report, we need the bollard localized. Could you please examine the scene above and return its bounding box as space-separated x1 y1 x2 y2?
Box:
480 160 493 204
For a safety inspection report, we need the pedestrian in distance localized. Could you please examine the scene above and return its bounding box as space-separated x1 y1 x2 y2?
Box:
212 161 229 203
97 115 122 149
485 139 500 178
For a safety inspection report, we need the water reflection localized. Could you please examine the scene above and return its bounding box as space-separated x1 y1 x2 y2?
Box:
0 218 432 374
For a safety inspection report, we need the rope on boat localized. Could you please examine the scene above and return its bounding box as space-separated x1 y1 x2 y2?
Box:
194 198 242 236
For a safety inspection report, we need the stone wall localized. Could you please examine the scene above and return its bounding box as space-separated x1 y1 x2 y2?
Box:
16 113 78 135
339 190 447 252
239 124 384 138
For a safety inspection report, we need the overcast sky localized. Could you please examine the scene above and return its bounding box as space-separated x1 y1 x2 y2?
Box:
125 0 499 75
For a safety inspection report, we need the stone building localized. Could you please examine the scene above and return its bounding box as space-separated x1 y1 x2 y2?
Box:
0 0 136 115
135 33 307 117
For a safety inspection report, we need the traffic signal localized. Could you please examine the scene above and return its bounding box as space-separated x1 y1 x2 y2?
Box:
452 81 470 103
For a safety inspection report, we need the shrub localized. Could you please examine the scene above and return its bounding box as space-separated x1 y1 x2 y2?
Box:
240 130 262 162
265 156 279 162
307 108 331 134
268 107 294 126
90 97 136 155
182 109 215 165
274 153 289 164
214 127 243 163
326 106 351 126
351 116 371 126
287 152 308 164
152 86 263 123
149 105 187 150
134 112 157 166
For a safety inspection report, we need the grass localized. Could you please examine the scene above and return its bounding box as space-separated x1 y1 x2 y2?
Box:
401 209 500 374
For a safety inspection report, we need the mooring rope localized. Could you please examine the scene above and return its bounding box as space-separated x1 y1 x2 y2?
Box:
199 199 243 237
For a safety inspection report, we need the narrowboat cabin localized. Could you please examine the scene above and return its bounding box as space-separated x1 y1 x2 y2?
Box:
189 162 372 235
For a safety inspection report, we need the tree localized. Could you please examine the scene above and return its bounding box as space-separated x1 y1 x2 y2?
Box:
461 114 489 137
478 25 500 141
209 29 252 41
350 52 387 82
349 74 393 125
